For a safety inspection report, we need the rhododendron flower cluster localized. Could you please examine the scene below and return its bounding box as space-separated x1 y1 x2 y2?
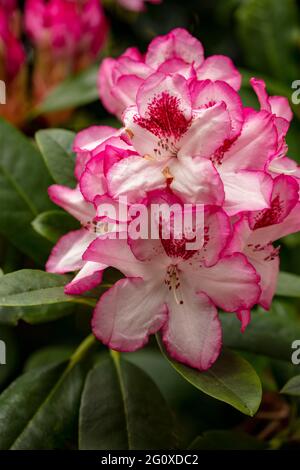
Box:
1 0 163 126
47 28 300 371
0 3 27 125
24 0 108 108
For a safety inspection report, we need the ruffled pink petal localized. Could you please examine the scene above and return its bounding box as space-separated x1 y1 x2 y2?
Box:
73 125 118 153
123 74 192 159
170 156 225 205
178 102 231 159
225 215 251 254
107 155 166 203
268 156 300 178
162 288 222 371
249 174 299 230
250 78 270 112
94 194 131 223
46 229 95 274
136 71 192 118
220 110 277 171
111 74 144 113
73 126 123 181
269 96 293 122
83 238 146 278
123 106 164 158
98 58 123 118
190 79 243 139
195 253 261 312
197 55 242 91
157 58 196 79
145 27 204 69
246 243 280 310
48 185 95 223
92 277 168 351
79 155 107 203
236 309 251 333
220 170 273 216
201 206 231 267
248 202 300 245
64 261 105 295
251 78 293 122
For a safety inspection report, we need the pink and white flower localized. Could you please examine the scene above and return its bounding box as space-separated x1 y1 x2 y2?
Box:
226 175 300 327
98 28 241 119
47 28 300 371
103 72 272 215
25 0 108 109
25 0 108 60
46 185 107 295
84 205 261 370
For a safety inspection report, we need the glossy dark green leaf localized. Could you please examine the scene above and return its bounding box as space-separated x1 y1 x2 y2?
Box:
0 303 74 326
79 355 176 450
36 66 98 114
189 430 266 450
222 301 300 361
281 375 300 396
0 270 71 306
0 270 96 326
35 129 76 187
24 345 75 372
0 362 66 449
158 340 262 416
11 362 88 449
32 210 79 244
236 0 300 83
0 335 96 449
0 118 53 263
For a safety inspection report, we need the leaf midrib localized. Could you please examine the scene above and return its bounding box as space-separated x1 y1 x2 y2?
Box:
111 355 132 450
0 165 37 216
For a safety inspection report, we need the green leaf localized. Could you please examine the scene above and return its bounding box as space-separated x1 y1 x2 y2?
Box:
0 362 66 449
236 0 300 83
0 270 72 307
189 430 266 450
0 303 74 326
276 271 300 298
158 340 262 417
0 270 82 325
79 354 176 450
281 375 300 396
24 345 75 372
32 210 79 244
36 65 98 114
0 270 96 324
222 301 300 361
0 335 96 449
0 118 53 263
35 129 76 187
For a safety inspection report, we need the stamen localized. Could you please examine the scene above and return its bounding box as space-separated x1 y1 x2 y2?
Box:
125 128 134 139
165 265 184 305
162 166 174 183
83 220 109 234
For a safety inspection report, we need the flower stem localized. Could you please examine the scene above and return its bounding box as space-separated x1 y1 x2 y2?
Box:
69 333 96 368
